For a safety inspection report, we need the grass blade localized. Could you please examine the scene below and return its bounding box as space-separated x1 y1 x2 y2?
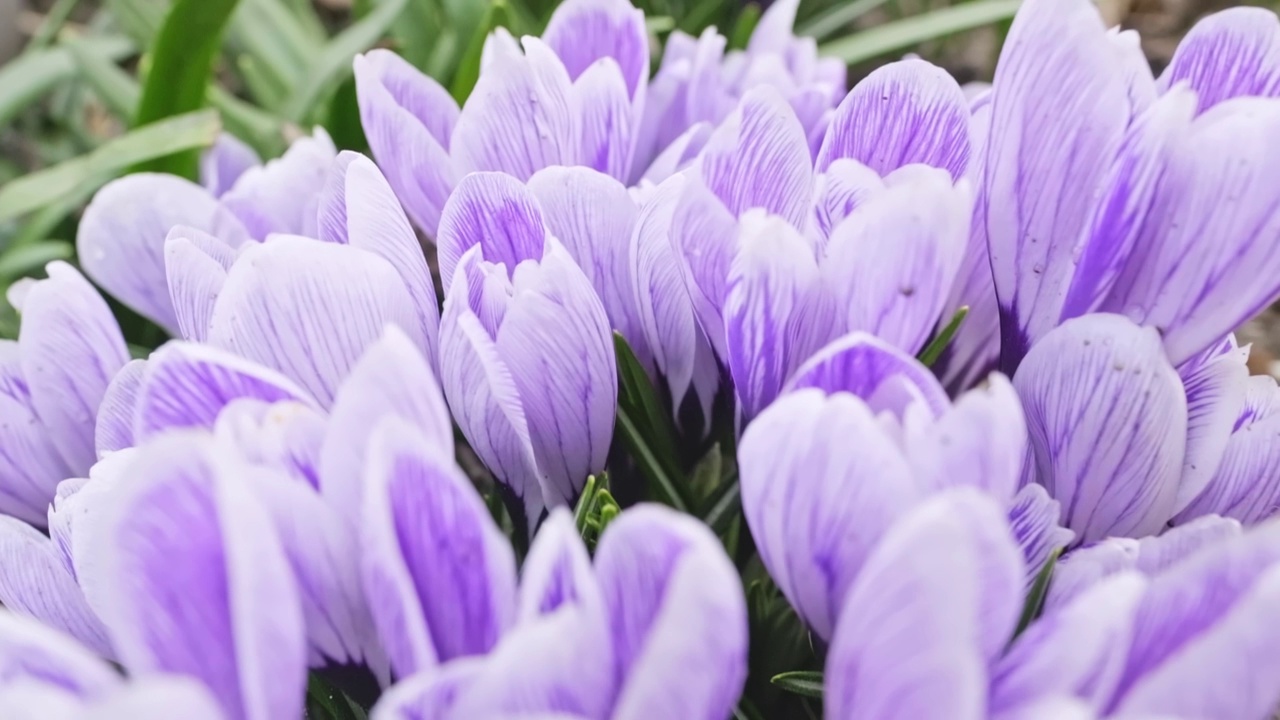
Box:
208 87 289 159
918 305 969 367
0 242 75 283
68 43 142 121
1015 547 1061 636
450 0 510 104
133 0 242 179
770 671 824 699
282 0 409 122
615 408 690 512
0 37 134 126
798 0 890 40
0 110 221 223
24 0 83 52
819 0 1021 66
103 0 169 45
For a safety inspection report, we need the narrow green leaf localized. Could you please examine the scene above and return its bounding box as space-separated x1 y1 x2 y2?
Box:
0 110 221 223
280 0 330 43
230 0 315 85
728 3 762 50
282 0 409 122
918 305 969 367
68 43 142 121
133 0 242 178
0 242 75 283
5 189 93 250
572 475 600 535
1016 547 1061 637
771 670 824 699
644 15 675 34
613 332 683 479
819 0 1021 66
209 86 289 159
701 471 740 535
0 37 134 126
615 408 690 512
798 0 890 40
234 53 291 111
393 0 447 71
450 0 510 105
25 0 83 52
103 0 169 45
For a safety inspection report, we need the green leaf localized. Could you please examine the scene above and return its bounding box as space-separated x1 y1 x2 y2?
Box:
614 408 690 512
68 43 142 122
209 86 289 159
1015 547 1060 636
613 332 683 480
450 0 510 105
0 37 135 126
819 0 1021 66
25 0 84 52
133 0 242 179
0 242 75 283
0 110 221 223
701 470 740 535
393 0 447 71
728 3 762 50
798 0 890 40
103 0 170 45
282 0 409 122
228 0 312 107
918 305 969 367
770 671 824 699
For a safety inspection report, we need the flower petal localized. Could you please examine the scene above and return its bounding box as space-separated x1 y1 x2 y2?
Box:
810 158 885 245
18 262 129 476
201 134 260 198
0 342 73 525
0 609 119 697
783 331 951 420
669 174 737 359
595 505 748 720
816 59 970 179
209 236 426 407
1013 314 1188 543
517 509 600 623
354 50 460 236
541 0 648 99
1007 483 1074 586
76 432 306 720
164 226 237 342
739 389 920 639
94 360 146 458
77 174 249 332
1158 7 1280 113
1172 341 1250 516
435 172 547 292
219 129 335 238
574 58 637 181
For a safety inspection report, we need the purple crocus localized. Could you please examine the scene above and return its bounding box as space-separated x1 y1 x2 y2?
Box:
436 172 617 530
0 262 128 525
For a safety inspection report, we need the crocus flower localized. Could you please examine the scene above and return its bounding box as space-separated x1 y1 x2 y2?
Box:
436 173 616 531
355 0 647 237
738 333 1045 640
0 262 128 525
0 610 224 720
200 133 260 199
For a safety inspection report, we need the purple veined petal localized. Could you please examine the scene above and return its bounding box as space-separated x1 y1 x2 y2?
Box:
0 516 111 657
936 100 1000 394
87 676 226 720
1044 539 1140 613
1007 484 1074 587
526 166 644 366
739 390 919 639
1101 97 1280 366
825 490 1014 720
439 258 544 531
453 37 579 180
318 152 441 372
638 121 712 186
75 432 306 720
908 374 1026 503
447 605 614 720
201 133 261 198
94 358 143 453
219 129 336 239
991 572 1146 714
435 172 547 291
595 505 748 720
77 174 250 332
693 86 812 228
48 452 134 584
164 226 237 342
18 262 129 476
669 172 738 361
367 661 481 720
816 59 970 179
542 0 648 101
320 326 453 525
361 418 516 677
1175 375 1280 525
516 509 600 623
810 158 885 247
1013 314 1188 543
724 211 832 421
574 57 637 182
1170 341 1249 516
213 400 326 489
353 50 460 237
1107 521 1280 718
0 609 119 697
823 165 972 355
983 0 1133 371
48 477 89 577
0 341 73 525
1134 514 1244 575
1061 89 1197 323
132 341 317 443
1109 29 1158 117
496 240 617 509
208 235 426 407
946 489 1028 663
1157 6 1280 113
783 331 952 421
685 28 735 128
745 0 798 56
250 471 380 671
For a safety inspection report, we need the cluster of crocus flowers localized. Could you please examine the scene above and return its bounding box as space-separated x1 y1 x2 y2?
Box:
3 0 1280 717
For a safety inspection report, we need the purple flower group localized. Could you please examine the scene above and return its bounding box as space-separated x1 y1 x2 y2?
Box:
3 0 1280 717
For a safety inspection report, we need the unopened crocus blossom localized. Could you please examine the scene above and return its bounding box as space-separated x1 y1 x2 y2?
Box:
436 172 616 531
77 130 334 333
0 262 128 525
